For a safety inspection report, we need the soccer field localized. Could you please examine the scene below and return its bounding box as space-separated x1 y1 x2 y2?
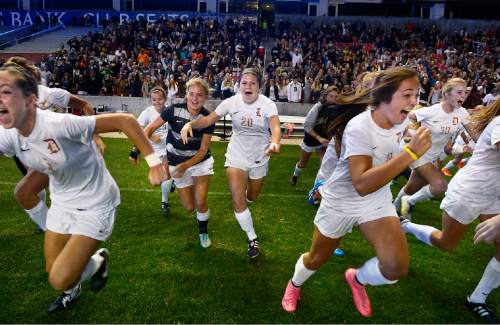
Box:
0 138 496 323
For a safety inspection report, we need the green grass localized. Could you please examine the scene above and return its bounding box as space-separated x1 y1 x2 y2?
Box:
0 138 497 323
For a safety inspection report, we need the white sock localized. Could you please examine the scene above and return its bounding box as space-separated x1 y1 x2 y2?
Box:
291 254 316 287
37 189 46 203
393 187 408 209
356 257 398 286
401 221 436 246
293 163 302 177
469 257 500 304
63 284 81 297
25 200 48 230
79 252 104 284
444 160 456 170
161 179 173 203
196 209 210 222
408 185 433 205
234 208 257 241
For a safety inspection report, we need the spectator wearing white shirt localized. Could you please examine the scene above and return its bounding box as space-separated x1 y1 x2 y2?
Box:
287 77 302 103
291 48 303 68
483 85 500 106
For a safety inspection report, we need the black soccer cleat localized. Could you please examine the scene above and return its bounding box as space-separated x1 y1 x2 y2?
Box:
90 248 109 293
465 296 498 324
290 175 298 186
248 239 260 258
48 284 81 314
161 202 170 217
170 182 176 193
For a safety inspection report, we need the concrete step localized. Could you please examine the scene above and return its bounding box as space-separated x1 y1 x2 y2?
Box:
0 26 101 53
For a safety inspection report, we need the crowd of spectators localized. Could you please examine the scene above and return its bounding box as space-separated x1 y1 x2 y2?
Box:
25 15 500 108
35 15 262 100
266 20 499 107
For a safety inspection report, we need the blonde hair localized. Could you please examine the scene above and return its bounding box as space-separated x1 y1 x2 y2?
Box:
186 77 209 97
470 99 500 134
150 86 166 99
442 78 466 98
357 71 380 93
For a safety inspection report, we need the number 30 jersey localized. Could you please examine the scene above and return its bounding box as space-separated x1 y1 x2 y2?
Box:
414 103 470 162
215 93 278 168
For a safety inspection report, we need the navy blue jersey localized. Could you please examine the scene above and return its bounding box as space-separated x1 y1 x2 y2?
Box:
160 103 215 166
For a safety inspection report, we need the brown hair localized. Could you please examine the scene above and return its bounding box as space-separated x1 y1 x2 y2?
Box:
0 56 40 97
371 67 418 107
319 85 339 104
323 67 418 141
241 67 262 87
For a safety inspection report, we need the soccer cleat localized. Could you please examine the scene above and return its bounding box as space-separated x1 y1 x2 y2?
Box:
161 202 170 217
307 180 324 205
465 296 498 324
282 280 301 313
90 248 109 293
333 247 345 256
441 167 452 177
345 268 372 317
170 182 176 193
400 195 413 220
291 175 298 186
199 233 211 248
458 160 465 169
248 239 260 258
47 284 81 314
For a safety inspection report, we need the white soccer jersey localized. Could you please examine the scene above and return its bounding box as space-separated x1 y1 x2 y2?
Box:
137 106 168 156
215 93 278 168
316 137 339 185
37 85 71 113
320 109 407 216
0 109 120 211
414 103 470 163
445 116 500 207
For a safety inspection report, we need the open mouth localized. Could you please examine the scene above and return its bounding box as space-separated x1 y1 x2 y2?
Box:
457 100 464 106
400 107 412 117
244 90 253 96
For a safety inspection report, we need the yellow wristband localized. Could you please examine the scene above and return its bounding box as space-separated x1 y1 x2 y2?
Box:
403 145 419 161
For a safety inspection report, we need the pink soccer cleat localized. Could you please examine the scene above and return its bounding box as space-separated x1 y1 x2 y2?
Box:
345 268 372 317
281 280 301 313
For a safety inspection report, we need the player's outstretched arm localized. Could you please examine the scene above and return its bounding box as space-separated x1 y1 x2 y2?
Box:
94 113 167 185
265 115 282 156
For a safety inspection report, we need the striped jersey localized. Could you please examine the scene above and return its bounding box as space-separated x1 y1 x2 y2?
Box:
160 103 214 166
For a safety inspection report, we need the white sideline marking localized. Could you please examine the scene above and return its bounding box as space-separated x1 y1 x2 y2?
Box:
0 181 305 198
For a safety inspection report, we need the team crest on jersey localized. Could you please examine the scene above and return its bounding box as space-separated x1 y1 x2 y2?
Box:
44 139 60 154
386 152 393 161
396 132 402 143
256 108 261 117
452 117 458 125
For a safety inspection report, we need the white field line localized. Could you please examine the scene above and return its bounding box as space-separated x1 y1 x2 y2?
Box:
0 181 305 198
